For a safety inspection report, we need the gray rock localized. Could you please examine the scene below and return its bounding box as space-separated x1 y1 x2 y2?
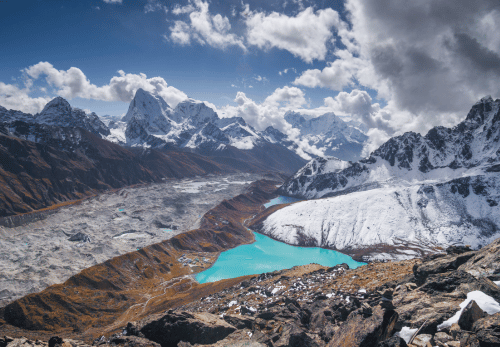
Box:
134 311 236 346
327 306 398 347
458 300 485 331
411 334 433 347
377 336 408 347
68 232 91 243
472 312 500 346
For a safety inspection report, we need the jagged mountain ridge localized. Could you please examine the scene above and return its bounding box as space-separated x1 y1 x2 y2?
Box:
252 96 500 261
120 89 307 173
281 96 500 199
122 89 263 151
284 111 368 161
121 89 368 163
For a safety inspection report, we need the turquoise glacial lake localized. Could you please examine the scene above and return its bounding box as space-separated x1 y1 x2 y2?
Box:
264 196 301 208
195 232 365 284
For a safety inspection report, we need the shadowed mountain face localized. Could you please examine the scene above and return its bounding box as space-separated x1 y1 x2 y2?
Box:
0 126 247 217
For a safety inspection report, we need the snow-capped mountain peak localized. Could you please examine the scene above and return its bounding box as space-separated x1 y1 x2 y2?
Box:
258 96 500 261
37 97 72 124
122 88 172 123
31 97 109 136
279 111 368 161
292 156 351 179
172 99 219 126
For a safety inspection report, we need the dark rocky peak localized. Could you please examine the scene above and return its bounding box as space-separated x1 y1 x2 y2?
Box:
200 122 230 143
87 112 111 136
464 95 496 126
0 105 35 123
217 116 247 128
370 132 423 168
263 126 287 142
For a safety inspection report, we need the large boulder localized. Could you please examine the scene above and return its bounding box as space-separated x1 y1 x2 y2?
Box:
327 306 398 347
132 311 236 347
458 300 486 331
472 312 500 347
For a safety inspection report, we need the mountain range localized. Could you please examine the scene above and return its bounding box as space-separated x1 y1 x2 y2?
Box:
252 96 500 261
113 88 367 162
0 89 373 217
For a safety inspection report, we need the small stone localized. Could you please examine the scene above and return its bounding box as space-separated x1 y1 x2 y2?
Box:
377 336 408 347
411 334 433 347
48 337 63 347
433 331 452 345
460 332 480 347
361 302 373 317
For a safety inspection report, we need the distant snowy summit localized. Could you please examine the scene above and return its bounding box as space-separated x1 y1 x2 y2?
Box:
255 96 500 261
120 88 266 153
116 88 368 161
281 95 500 199
0 97 109 138
285 111 367 161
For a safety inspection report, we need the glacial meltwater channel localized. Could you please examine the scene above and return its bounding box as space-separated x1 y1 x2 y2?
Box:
196 232 365 283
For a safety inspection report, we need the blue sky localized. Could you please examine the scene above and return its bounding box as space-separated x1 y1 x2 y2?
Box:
1 0 350 113
2 0 500 148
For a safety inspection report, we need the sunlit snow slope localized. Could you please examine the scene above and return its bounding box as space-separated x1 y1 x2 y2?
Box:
257 96 500 261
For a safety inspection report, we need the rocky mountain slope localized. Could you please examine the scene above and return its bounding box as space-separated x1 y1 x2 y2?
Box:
252 97 500 261
3 237 500 347
0 125 255 217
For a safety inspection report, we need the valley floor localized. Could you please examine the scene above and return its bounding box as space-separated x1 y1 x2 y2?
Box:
0 173 266 306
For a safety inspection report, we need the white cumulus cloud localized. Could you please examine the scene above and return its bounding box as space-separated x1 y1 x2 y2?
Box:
219 86 307 132
0 82 52 114
102 0 122 4
245 7 341 63
169 0 245 50
19 62 187 110
293 50 367 90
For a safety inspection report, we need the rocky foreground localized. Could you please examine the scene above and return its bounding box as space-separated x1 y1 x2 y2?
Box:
2 238 500 347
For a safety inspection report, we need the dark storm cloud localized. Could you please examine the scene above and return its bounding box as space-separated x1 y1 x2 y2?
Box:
452 33 500 74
